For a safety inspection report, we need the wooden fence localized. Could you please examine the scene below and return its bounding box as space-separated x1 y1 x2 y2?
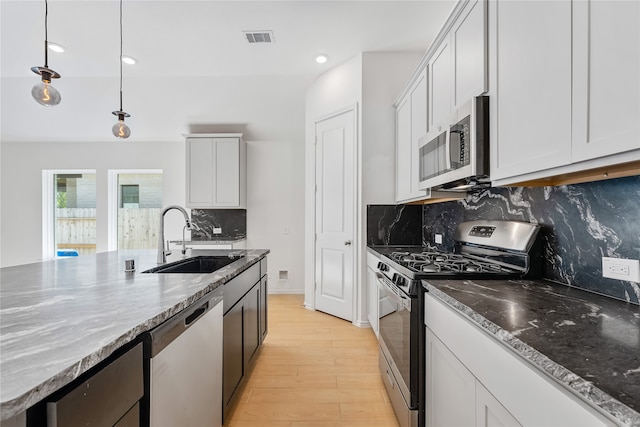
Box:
117 208 160 249
56 208 97 255
56 208 160 253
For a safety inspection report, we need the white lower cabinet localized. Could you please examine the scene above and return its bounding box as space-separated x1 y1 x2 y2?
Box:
424 292 616 427
426 327 519 427
476 380 521 427
366 251 380 337
425 327 476 427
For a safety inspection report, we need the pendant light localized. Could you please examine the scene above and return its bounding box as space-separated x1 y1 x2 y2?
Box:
31 0 61 107
112 0 131 139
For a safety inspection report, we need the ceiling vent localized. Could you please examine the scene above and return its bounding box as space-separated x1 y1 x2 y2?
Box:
243 31 275 44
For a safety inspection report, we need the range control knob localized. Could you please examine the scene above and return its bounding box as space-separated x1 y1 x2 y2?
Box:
377 262 389 272
392 274 405 287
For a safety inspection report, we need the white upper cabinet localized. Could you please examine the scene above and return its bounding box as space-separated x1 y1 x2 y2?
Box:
429 40 453 131
430 0 487 131
571 0 640 162
488 0 573 182
396 68 429 203
489 0 640 185
396 95 412 202
185 134 246 209
452 0 488 109
395 0 487 201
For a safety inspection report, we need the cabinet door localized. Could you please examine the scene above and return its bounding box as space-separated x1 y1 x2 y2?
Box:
396 68 429 203
452 0 487 108
429 38 452 130
489 0 572 181
425 328 475 427
243 283 260 367
395 95 412 202
410 69 429 196
476 381 522 427
366 266 378 336
213 138 240 206
572 0 640 162
259 275 268 343
187 138 214 207
223 302 243 414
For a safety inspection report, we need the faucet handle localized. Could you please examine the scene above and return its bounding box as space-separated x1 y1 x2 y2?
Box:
165 240 172 256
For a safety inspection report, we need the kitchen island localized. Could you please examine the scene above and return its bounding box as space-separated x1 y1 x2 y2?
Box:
0 248 269 422
423 278 640 426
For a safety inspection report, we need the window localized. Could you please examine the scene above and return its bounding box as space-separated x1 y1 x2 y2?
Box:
108 170 163 250
43 170 97 259
120 185 140 207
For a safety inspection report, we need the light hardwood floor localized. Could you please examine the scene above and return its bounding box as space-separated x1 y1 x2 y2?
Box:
224 294 400 427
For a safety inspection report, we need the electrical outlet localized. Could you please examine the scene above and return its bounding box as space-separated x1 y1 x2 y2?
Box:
435 234 443 244
213 227 222 234
602 257 640 282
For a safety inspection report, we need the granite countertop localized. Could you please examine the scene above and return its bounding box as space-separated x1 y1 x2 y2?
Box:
423 278 640 426
0 248 269 421
170 237 246 245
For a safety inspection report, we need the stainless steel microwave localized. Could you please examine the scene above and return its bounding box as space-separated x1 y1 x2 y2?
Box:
418 96 489 191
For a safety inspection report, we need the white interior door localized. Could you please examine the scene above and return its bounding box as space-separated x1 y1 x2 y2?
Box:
314 109 355 322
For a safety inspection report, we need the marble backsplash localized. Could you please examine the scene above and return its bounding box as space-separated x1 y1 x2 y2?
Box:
367 205 422 245
190 209 246 240
422 175 640 304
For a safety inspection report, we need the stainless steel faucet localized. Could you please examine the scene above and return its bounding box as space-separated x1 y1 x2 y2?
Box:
157 205 192 264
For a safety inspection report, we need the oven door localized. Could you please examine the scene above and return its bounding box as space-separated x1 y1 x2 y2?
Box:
377 273 414 408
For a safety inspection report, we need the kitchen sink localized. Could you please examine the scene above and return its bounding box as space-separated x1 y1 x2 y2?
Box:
142 255 244 274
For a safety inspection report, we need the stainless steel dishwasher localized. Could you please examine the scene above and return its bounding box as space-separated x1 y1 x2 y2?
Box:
144 287 223 427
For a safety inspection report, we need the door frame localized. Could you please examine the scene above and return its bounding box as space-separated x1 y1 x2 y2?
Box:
42 169 96 260
306 104 360 323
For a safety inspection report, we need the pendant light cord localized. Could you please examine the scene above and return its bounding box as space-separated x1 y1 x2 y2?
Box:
44 0 49 67
119 0 124 111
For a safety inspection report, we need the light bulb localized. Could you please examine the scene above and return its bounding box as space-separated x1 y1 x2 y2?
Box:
315 54 328 64
112 119 131 139
31 80 61 106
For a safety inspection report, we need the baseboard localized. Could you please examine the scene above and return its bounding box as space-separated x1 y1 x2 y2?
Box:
267 289 305 295
353 320 372 329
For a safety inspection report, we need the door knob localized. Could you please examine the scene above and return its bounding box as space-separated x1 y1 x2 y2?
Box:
344 240 352 246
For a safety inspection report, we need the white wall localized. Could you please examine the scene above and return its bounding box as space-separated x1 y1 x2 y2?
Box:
305 54 363 310
0 140 186 267
304 52 423 323
246 139 305 293
0 136 307 289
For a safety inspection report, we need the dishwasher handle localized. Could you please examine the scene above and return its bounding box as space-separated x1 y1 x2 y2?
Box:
185 302 208 326
145 287 222 358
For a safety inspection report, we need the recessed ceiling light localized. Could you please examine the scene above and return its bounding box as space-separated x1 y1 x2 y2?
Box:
121 56 137 65
48 42 65 53
315 54 328 64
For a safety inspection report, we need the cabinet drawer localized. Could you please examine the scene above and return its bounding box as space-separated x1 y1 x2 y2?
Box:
223 262 260 314
46 343 143 427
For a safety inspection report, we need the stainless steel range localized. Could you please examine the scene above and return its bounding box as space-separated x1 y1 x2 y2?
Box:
374 220 542 427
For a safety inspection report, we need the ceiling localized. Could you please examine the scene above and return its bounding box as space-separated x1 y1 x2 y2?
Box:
1 0 455 143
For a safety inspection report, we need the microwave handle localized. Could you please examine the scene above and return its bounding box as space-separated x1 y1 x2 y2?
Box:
443 128 452 171
449 128 462 167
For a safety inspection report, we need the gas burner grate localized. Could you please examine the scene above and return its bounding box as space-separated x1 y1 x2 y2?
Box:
388 248 519 275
